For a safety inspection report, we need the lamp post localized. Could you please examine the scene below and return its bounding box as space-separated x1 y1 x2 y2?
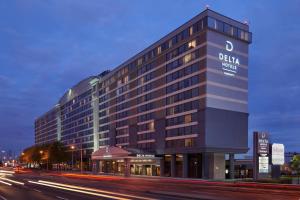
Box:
39 150 43 169
71 145 75 170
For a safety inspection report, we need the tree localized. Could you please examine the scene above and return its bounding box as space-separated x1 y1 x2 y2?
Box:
48 141 70 163
20 142 70 169
291 155 300 184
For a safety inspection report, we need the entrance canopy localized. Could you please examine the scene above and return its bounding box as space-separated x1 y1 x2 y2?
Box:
92 146 130 160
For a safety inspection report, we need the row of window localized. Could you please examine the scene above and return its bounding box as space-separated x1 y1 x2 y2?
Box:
166 125 198 138
166 75 199 94
137 132 154 141
35 120 57 132
138 102 155 113
166 100 199 116
166 49 200 72
165 138 195 148
137 71 155 85
166 39 197 61
166 87 199 105
116 119 128 128
62 116 93 130
138 121 154 132
207 16 252 42
137 61 155 76
116 137 128 144
61 109 93 126
166 62 199 83
99 131 109 139
166 113 197 127
99 125 109 132
137 142 154 150
137 82 154 94
116 128 128 136
61 104 92 120
116 93 130 103
61 129 93 141
138 112 154 123
116 111 128 120
61 122 93 133
99 140 109 147
137 93 154 104
61 89 91 111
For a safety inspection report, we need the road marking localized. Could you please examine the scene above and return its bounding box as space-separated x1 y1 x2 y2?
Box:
28 181 130 200
37 180 157 200
0 195 7 200
0 180 11 186
0 177 24 185
56 196 68 200
33 189 42 193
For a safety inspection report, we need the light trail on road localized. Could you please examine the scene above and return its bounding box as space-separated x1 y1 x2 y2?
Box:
28 180 132 200
37 180 156 200
0 180 11 186
0 177 24 185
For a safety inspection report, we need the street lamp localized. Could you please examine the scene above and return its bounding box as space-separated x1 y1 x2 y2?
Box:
39 150 49 170
39 150 43 169
71 145 75 170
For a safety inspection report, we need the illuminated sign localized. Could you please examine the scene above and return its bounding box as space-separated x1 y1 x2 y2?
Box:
272 143 285 165
136 154 155 158
219 41 240 77
257 132 269 155
259 156 269 173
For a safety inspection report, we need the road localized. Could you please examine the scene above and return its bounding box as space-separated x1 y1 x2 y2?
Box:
1 169 300 200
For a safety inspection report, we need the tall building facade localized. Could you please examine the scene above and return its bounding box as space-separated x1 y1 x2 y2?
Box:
35 9 251 179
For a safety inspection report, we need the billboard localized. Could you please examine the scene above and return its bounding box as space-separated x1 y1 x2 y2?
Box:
272 143 285 165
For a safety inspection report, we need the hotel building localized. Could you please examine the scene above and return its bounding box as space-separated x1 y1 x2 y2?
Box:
35 9 252 179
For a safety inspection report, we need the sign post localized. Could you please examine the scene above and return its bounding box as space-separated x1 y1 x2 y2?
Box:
271 143 285 179
253 131 270 180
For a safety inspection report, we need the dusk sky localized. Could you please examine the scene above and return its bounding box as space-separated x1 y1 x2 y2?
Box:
0 0 299 154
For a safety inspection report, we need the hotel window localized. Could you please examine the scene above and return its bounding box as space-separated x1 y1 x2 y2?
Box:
238 29 245 40
184 138 193 147
216 20 224 32
149 121 154 131
189 26 193 35
207 17 217 29
224 23 232 35
188 40 196 49
137 58 143 66
168 40 172 48
183 54 192 64
184 114 192 123
157 46 162 55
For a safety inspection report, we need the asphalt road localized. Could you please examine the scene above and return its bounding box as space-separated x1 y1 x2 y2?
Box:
1 169 300 200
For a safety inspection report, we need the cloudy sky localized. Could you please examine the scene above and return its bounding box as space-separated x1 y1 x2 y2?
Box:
0 0 299 154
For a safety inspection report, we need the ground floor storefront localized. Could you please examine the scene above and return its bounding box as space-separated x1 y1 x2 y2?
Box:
92 147 236 179
97 158 161 176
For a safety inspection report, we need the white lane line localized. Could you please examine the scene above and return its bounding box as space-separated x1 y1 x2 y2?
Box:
0 180 11 186
0 195 7 200
56 196 68 200
38 180 156 200
33 189 42 193
0 177 24 185
28 181 130 200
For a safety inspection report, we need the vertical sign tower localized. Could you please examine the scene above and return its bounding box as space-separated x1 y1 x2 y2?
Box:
253 131 270 180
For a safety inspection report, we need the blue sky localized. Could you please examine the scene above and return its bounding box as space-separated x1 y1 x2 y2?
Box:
0 0 299 154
